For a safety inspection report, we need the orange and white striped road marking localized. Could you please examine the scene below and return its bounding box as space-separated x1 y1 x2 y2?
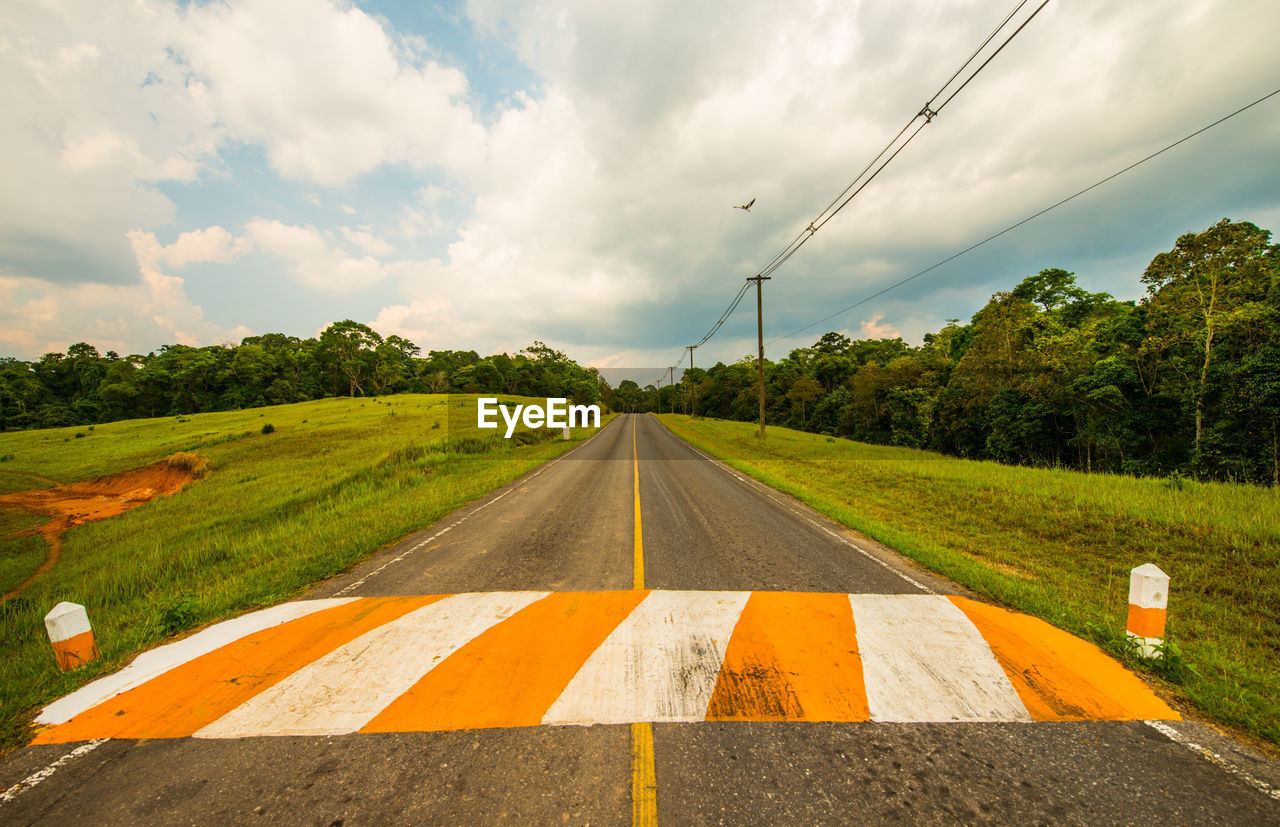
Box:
851 594 1032 722
543 590 750 726
36 597 356 729
32 591 1177 744
194 592 548 738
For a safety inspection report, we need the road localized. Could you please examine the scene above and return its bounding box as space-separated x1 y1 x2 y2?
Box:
3 414 1279 824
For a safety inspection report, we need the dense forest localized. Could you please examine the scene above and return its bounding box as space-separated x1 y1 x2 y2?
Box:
2 219 1277 484
0 323 605 432
634 219 1280 485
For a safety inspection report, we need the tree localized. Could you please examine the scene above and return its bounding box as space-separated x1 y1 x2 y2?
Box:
786 375 822 426
319 320 383 397
1141 219 1277 463
1012 268 1086 311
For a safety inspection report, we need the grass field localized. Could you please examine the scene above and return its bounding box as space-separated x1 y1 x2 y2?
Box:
0 395 607 752
658 414 1280 749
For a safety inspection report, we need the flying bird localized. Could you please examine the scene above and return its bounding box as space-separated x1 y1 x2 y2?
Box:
733 198 755 212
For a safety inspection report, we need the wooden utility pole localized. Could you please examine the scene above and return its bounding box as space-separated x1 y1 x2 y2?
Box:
748 275 770 437
656 377 661 414
687 345 696 419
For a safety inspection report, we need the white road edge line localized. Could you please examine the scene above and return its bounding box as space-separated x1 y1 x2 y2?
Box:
0 739 108 805
335 418 617 596
1143 720 1280 802
654 421 935 595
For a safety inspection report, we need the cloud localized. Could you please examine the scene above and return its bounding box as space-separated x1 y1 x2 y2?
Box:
244 219 387 294
129 227 253 271
434 0 1280 364
339 227 395 258
178 0 487 186
0 235 252 358
0 0 487 291
2 0 1278 367
859 314 901 340
0 1 217 284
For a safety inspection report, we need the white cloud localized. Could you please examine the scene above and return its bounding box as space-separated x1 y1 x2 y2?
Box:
429 0 1280 362
339 227 395 258
130 227 253 271
0 1 219 284
0 236 252 358
244 219 386 294
178 0 487 186
860 314 901 340
0 0 487 290
3 0 1278 364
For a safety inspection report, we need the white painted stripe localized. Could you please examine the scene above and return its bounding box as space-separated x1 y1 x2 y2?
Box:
849 594 1031 723
194 591 549 738
1144 720 1280 802
36 599 356 726
0 739 107 804
543 590 749 726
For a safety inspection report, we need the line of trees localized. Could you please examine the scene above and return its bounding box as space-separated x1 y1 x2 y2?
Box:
634 219 1280 485
0 323 604 431
4 218 1275 484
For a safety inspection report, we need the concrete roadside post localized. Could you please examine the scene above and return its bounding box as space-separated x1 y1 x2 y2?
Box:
1126 563 1169 658
563 427 571 440
45 601 99 670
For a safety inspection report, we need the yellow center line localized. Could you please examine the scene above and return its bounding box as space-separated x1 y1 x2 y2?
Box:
633 414 644 590
631 720 658 824
630 415 658 826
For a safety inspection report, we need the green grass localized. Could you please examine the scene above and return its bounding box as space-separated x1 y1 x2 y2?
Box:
658 414 1280 748
0 508 46 597
0 395 609 752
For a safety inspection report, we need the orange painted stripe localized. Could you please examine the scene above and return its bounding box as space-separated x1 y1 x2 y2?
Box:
362 590 649 733
950 596 1179 721
1126 604 1166 638
706 591 869 722
33 596 443 744
51 630 98 671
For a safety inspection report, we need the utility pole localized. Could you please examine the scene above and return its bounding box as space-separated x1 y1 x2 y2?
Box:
747 275 770 438
656 377 661 414
687 345 696 419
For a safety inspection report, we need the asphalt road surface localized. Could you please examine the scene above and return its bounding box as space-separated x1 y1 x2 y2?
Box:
3 414 1278 824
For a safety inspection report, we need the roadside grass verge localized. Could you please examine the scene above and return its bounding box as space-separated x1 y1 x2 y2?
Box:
0 395 608 753
0 509 45 597
658 414 1280 748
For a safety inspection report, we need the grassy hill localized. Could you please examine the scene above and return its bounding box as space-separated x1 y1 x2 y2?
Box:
658 414 1280 750
0 394 606 751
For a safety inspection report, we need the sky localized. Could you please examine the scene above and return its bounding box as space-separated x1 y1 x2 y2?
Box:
3 0 1279 380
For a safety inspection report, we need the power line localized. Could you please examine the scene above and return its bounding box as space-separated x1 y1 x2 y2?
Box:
769 84 1280 346
757 0 1052 282
653 0 1051 391
755 0 1039 282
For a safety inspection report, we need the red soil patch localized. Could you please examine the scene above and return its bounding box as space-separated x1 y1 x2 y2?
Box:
0 461 200 601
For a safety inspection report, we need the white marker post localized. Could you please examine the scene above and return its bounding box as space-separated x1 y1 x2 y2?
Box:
45 602 99 671
563 427 571 440
1126 564 1169 659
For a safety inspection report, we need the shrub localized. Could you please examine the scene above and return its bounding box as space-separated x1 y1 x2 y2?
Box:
448 435 496 455
165 452 211 479
261 423 275 435
158 595 199 636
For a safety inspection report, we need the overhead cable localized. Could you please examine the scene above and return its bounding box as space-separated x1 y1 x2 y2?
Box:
769 84 1280 345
